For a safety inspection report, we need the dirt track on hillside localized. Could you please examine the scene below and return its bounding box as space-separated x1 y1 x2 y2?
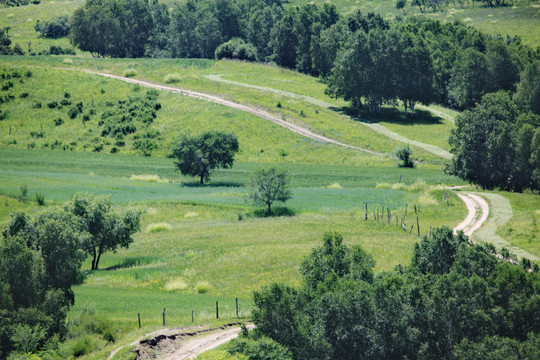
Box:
81 70 381 155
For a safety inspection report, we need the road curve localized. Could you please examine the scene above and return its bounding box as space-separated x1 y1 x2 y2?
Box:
205 74 452 159
161 325 255 360
454 193 490 236
79 70 381 155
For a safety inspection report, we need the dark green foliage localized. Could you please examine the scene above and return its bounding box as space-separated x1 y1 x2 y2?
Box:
98 92 160 141
253 230 540 360
227 331 292 360
448 91 540 191
301 232 375 290
35 193 45 206
215 38 258 61
411 226 467 274
39 45 76 56
171 131 239 185
393 145 415 168
34 15 71 38
514 61 540 115
133 138 157 157
71 0 156 58
64 192 141 270
0 205 92 356
248 168 292 215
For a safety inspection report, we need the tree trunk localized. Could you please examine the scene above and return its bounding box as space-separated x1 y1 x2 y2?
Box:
91 247 97 270
95 247 103 270
200 174 204 185
267 203 272 215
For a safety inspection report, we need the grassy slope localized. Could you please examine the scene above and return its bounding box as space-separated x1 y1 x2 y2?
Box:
0 0 81 54
0 148 468 331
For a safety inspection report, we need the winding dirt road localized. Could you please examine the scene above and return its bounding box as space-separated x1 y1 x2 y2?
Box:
205 74 452 159
80 70 381 155
453 193 490 236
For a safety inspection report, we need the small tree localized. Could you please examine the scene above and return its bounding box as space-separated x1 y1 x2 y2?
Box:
394 145 415 168
249 168 292 215
171 131 239 185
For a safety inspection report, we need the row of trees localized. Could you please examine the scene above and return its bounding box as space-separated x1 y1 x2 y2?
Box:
0 193 140 356
448 91 540 191
252 229 540 360
69 0 540 113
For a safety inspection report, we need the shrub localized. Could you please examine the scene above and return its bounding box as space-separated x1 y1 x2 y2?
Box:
164 73 182 84
69 335 105 357
394 145 415 168
146 222 172 233
19 92 28 98
53 118 63 126
215 38 257 61
47 101 58 109
130 174 168 183
195 282 212 294
123 69 137 78
68 106 79 119
18 184 28 203
164 278 188 292
327 182 342 189
34 15 71 38
35 193 45 205
33 102 41 108
133 138 157 156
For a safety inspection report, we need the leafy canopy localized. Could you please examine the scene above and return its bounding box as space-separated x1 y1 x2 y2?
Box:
248 168 292 215
171 131 239 185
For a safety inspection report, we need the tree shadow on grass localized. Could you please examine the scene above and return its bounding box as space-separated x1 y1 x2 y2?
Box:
331 105 445 126
102 256 160 271
247 206 296 218
181 181 244 188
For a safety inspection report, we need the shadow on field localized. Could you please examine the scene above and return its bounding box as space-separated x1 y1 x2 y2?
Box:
333 105 444 125
248 206 296 218
181 181 244 188
103 256 160 271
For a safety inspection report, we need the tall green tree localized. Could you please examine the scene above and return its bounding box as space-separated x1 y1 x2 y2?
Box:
171 131 239 185
65 192 141 270
448 48 490 110
395 31 434 116
514 61 540 115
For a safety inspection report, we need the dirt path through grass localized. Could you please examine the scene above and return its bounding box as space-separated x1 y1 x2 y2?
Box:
77 70 381 155
454 192 538 260
205 75 452 159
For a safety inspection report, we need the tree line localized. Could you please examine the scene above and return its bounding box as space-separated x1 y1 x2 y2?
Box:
70 0 540 112
0 193 140 357
250 229 540 360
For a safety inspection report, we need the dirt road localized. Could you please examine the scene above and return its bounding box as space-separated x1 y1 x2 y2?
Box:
453 193 490 236
161 325 255 360
80 70 381 155
205 74 452 159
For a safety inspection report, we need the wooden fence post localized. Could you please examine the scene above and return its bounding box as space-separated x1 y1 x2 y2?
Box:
162 308 166 326
138 313 141 329
417 216 420 236
216 301 219 319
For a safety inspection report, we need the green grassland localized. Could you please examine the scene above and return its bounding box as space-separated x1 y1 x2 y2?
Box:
0 0 80 54
0 148 469 336
0 57 455 165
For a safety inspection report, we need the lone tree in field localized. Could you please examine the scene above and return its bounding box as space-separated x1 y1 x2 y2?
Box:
249 168 292 215
65 192 141 270
171 131 239 185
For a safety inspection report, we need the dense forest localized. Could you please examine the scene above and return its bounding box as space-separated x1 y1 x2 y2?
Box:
247 229 540 360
